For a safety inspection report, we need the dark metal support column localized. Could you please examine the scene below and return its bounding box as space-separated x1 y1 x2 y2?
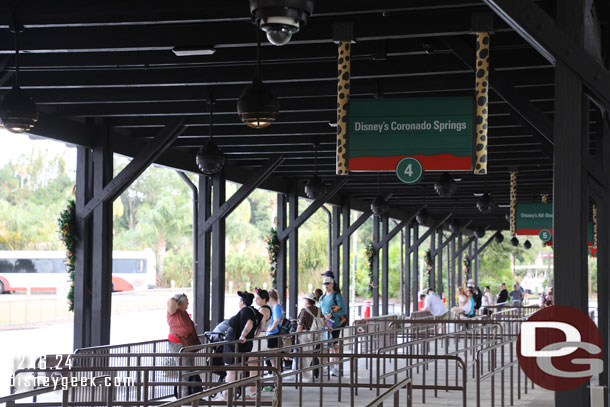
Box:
429 227 436 291
553 2 589 405
449 236 456 307
381 214 389 315
372 215 380 316
437 230 443 296
90 125 113 347
321 206 332 271
74 147 93 350
342 202 351 318
405 224 411 316
288 186 299 319
474 238 479 285
211 170 226 328
457 234 463 288
276 194 287 306
412 224 419 312
196 175 211 333
332 206 340 278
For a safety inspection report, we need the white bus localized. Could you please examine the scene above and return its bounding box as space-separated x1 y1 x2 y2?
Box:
0 250 157 294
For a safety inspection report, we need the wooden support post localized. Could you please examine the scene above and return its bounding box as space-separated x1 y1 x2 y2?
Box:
74 146 93 350
342 203 351 318
372 215 380 316
412 224 419 312
211 171 226 328
288 186 299 319
276 194 287 306
196 175 211 332
381 215 389 315
90 125 113 347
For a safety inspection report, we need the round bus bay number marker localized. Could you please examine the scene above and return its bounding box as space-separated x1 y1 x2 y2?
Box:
539 229 552 242
396 157 423 185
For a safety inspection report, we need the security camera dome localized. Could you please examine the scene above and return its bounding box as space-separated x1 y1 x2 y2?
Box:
250 0 314 46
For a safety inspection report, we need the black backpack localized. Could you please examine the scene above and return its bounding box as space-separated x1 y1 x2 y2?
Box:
247 306 264 335
473 286 483 309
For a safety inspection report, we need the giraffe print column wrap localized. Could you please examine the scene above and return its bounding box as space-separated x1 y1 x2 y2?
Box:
510 171 517 237
336 41 350 175
474 33 490 175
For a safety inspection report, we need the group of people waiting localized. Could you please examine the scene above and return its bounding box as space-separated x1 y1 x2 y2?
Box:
166 270 347 400
421 279 536 319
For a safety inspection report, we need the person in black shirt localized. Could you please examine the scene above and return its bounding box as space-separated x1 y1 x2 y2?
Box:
221 291 258 400
496 283 509 305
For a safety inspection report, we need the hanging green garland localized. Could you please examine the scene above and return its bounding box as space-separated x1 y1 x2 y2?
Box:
365 240 375 296
57 200 77 311
264 228 280 288
424 249 433 288
463 255 471 281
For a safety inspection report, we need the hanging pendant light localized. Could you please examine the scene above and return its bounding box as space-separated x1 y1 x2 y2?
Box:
449 219 460 233
494 232 504 243
237 26 279 128
477 192 495 214
434 172 457 197
0 22 37 133
510 236 519 247
523 239 532 249
370 172 389 216
474 226 485 239
305 141 325 199
416 208 432 226
196 99 225 175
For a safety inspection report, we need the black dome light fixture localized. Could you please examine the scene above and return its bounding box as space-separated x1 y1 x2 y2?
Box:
449 219 461 233
0 20 38 133
249 0 314 46
523 239 532 249
477 192 495 214
237 26 279 129
494 232 504 243
474 226 485 239
196 99 225 175
434 172 457 197
416 207 432 226
304 141 325 199
371 172 389 216
510 236 519 247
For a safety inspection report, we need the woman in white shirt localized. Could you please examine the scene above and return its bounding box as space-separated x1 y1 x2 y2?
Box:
451 286 471 316
481 286 494 315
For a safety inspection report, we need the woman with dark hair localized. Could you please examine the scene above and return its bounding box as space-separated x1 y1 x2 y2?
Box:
219 291 259 401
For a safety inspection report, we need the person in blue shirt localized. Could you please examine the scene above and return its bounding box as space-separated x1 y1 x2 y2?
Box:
318 276 346 376
266 288 284 370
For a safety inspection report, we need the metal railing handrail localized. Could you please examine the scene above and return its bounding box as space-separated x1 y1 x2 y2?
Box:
157 375 263 407
364 377 412 407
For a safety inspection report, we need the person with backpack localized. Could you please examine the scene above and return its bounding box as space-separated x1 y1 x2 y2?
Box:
319 276 346 376
295 292 323 382
219 290 261 401
245 288 272 399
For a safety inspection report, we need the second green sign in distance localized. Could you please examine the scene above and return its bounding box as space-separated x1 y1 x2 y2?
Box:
396 157 423 185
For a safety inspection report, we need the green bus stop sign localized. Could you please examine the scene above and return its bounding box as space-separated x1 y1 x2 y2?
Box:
539 229 552 242
396 157 424 185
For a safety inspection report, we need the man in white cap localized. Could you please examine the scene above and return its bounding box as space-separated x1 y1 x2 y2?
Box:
295 292 323 381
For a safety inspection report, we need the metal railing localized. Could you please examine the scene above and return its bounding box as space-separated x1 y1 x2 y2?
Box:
364 377 412 407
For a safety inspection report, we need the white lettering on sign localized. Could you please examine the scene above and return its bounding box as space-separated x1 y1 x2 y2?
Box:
354 120 468 133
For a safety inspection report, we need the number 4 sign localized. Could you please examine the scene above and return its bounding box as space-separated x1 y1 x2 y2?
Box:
396 157 424 185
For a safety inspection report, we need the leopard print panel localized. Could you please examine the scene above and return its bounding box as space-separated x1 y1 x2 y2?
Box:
510 171 517 237
474 33 490 175
336 41 350 175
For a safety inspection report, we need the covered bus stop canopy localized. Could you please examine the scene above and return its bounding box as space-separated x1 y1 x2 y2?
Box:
0 1 608 405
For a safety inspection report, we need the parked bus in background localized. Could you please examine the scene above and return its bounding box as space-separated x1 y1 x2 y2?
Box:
0 250 156 294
